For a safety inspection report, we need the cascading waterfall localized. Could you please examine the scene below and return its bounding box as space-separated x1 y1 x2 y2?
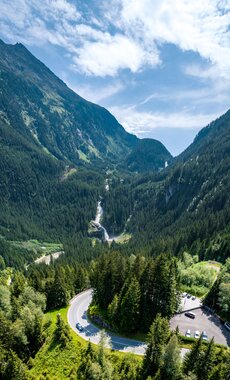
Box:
93 200 110 242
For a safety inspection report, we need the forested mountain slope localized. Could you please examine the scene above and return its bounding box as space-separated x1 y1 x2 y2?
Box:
0 109 103 241
122 138 172 173
0 84 104 240
0 39 138 165
105 109 230 260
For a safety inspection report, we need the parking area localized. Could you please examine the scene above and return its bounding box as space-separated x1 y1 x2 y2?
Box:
170 308 230 346
180 293 202 311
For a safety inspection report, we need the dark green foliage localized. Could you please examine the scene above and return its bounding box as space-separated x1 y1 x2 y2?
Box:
142 314 170 379
91 252 179 333
140 255 179 329
102 175 135 235
122 138 172 173
46 269 70 309
91 252 127 310
183 336 203 374
196 338 215 380
119 277 141 332
158 335 182 380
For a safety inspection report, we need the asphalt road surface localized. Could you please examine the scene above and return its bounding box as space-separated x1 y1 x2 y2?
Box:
68 289 190 357
170 308 230 346
68 289 147 355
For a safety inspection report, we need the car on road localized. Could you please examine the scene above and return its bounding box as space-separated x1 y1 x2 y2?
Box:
191 296 196 300
185 329 191 337
187 294 191 298
224 322 230 331
194 330 200 339
185 312 196 319
202 331 208 341
76 322 84 332
182 292 187 297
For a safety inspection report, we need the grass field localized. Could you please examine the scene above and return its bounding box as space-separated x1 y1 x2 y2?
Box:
11 239 63 255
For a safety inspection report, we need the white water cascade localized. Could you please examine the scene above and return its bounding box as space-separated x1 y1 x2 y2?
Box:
93 200 110 241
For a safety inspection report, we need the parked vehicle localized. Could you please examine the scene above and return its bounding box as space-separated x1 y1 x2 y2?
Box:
182 292 187 297
191 296 196 300
187 294 191 298
224 322 230 331
201 331 208 341
76 322 84 331
185 329 191 337
185 312 196 319
194 330 200 339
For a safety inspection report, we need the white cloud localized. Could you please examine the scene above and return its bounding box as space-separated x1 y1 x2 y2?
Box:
109 105 228 135
117 0 230 77
1 0 229 78
72 34 159 76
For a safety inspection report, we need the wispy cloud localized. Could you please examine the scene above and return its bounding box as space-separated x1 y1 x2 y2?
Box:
109 105 228 135
70 82 125 104
138 86 230 108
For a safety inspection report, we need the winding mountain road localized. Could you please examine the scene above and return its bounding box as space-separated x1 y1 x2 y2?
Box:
67 289 147 355
67 289 189 357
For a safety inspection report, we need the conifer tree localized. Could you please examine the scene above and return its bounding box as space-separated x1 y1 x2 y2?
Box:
142 314 170 379
119 277 141 332
183 336 202 374
54 313 72 347
158 335 182 380
48 270 69 309
31 313 44 355
196 338 215 380
108 294 119 325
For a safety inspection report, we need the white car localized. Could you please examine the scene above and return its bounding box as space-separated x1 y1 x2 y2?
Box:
224 322 230 331
191 296 196 300
185 329 191 337
202 331 208 341
194 330 200 339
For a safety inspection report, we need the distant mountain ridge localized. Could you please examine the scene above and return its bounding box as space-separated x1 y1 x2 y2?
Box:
0 39 171 170
0 39 139 165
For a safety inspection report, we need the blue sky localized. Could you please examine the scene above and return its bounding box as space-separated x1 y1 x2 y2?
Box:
0 0 230 155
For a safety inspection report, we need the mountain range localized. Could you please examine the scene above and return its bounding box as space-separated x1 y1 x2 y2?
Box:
0 38 172 168
0 38 230 263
